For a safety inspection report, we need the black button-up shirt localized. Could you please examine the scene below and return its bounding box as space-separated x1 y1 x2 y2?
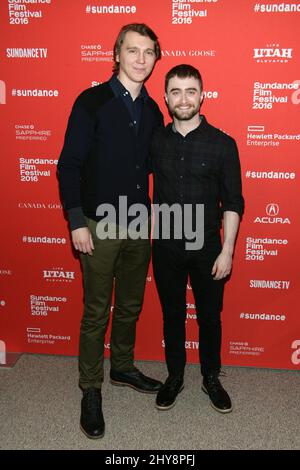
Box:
151 116 244 237
109 74 147 133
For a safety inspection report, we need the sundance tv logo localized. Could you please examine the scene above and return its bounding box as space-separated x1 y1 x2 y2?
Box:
254 44 293 63
6 48 47 59
254 203 291 224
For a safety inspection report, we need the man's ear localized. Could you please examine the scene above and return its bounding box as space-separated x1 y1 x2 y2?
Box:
164 93 168 103
200 91 204 105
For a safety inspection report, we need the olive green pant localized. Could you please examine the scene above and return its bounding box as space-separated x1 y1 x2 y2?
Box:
79 218 151 390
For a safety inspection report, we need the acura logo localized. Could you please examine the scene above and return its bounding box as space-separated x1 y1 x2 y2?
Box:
266 203 279 216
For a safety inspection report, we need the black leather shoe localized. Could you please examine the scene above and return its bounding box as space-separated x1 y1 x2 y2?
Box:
80 388 105 439
202 373 232 413
110 368 162 393
156 374 184 410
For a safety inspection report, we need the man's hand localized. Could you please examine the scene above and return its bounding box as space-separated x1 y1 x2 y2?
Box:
211 250 232 280
71 227 94 256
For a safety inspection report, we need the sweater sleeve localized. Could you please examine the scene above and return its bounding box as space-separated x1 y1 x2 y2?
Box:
57 96 95 229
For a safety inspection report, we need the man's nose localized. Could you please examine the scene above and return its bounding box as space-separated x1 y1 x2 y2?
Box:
180 93 188 104
136 51 145 63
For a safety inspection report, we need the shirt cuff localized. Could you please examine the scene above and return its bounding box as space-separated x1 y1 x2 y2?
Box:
221 205 244 218
67 207 87 231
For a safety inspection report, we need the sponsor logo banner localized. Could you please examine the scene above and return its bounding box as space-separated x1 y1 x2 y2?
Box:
246 125 300 147
11 88 59 98
253 44 292 63
15 124 51 142
252 81 299 110
240 312 286 321
80 44 113 63
26 327 71 345
85 3 137 15
7 0 52 26
22 235 67 245
254 3 300 13
249 280 290 289
30 294 67 317
6 48 47 59
229 341 265 357
43 268 75 283
245 170 296 180
254 204 291 224
19 156 57 182
245 236 288 261
171 0 219 25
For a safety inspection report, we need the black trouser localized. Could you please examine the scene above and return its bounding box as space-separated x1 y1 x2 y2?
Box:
152 233 225 377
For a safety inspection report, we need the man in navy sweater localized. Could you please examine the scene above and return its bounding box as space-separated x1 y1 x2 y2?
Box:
58 23 163 439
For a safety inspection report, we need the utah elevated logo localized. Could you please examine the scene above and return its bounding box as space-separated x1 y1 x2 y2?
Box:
253 44 293 63
43 268 75 283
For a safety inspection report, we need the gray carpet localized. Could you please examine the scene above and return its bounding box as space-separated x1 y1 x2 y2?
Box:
0 354 299 450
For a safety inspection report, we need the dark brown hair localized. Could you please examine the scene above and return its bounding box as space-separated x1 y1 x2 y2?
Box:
113 23 161 73
165 64 203 92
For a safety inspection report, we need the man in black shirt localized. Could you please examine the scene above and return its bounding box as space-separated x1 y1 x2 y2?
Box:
58 24 163 439
152 64 244 413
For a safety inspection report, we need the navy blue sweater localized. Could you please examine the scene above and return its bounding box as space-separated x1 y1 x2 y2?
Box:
58 79 163 230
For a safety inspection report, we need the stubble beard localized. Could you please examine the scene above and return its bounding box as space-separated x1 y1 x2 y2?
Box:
172 106 199 121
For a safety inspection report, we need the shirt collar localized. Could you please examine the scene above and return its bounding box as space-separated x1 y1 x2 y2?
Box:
109 74 148 101
170 115 207 135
